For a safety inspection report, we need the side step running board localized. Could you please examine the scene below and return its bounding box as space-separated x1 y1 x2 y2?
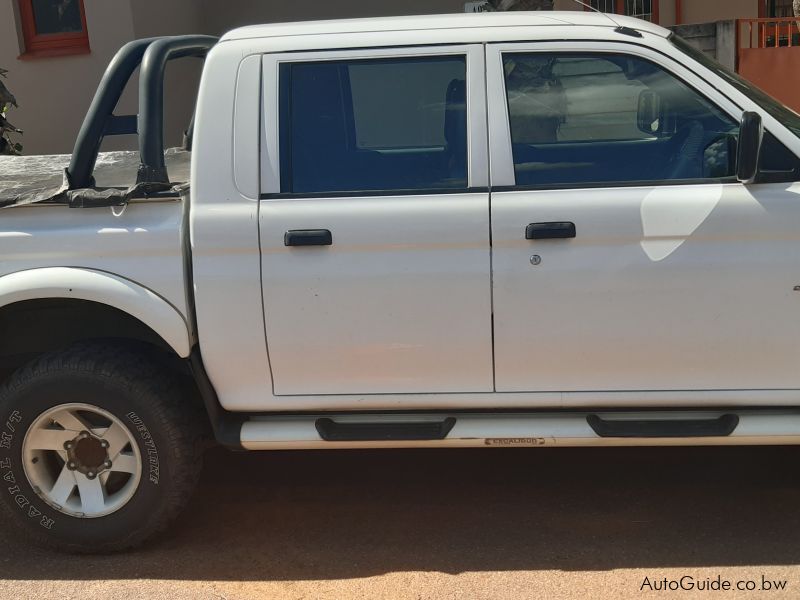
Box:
586 413 739 438
315 417 456 441
239 410 800 450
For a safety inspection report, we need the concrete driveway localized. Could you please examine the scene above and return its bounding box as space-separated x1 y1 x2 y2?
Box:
1 444 799 599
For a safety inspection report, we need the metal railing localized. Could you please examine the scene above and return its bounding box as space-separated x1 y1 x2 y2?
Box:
738 16 800 50
587 0 654 23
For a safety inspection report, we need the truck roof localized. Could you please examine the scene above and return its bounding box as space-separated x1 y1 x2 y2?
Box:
220 11 670 45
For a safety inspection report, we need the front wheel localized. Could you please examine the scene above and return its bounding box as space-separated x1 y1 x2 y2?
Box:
0 343 204 552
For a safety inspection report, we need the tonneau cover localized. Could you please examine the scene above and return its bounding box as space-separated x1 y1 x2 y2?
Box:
0 148 190 209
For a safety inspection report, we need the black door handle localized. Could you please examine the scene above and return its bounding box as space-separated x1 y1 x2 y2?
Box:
526 222 576 240
284 229 332 247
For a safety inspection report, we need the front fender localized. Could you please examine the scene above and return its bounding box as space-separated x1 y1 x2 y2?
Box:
0 267 192 357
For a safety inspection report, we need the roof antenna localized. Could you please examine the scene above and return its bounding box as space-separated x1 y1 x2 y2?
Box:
569 0 644 38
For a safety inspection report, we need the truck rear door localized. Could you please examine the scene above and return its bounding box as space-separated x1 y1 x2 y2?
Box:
258 45 493 396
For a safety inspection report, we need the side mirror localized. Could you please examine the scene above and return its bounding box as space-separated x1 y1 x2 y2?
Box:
737 111 763 184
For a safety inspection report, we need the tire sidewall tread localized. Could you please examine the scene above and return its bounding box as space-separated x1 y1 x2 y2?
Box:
0 342 203 553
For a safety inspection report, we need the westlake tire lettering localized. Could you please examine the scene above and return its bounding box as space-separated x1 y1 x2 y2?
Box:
126 412 160 484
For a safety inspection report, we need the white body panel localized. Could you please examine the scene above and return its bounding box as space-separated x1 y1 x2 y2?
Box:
190 42 274 411
0 201 187 316
491 182 800 392
0 200 191 355
259 193 494 395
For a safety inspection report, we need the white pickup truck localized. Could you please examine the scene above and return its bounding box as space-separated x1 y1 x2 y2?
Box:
2 11 800 552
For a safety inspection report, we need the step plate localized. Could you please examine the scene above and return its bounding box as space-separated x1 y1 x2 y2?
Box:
586 413 739 438
315 417 456 441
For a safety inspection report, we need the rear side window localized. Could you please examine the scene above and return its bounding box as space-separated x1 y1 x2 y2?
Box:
279 56 467 194
502 53 740 188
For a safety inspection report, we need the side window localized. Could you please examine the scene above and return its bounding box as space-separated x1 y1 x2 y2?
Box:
279 55 467 194
760 132 800 181
502 53 740 188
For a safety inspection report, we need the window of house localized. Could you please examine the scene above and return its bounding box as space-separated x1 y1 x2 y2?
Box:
763 0 795 18
279 55 468 195
17 0 90 59
587 0 659 24
502 53 739 188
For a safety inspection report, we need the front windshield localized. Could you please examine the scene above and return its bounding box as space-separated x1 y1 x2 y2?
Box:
670 33 800 140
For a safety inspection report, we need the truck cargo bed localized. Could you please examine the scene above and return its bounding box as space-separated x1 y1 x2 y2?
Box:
0 148 190 208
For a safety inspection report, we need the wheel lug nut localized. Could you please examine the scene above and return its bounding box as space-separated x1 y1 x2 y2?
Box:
64 441 73 450
100 440 109 449
103 460 112 469
86 472 95 479
67 462 77 470
79 431 90 440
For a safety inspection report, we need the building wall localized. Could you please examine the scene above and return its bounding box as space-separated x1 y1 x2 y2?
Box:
198 0 466 35
682 0 758 24
0 0 138 155
130 0 205 159
551 0 761 27
670 21 736 70
0 0 205 156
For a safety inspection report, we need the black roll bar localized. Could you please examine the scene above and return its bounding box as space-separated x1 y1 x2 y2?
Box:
137 35 218 184
66 35 218 191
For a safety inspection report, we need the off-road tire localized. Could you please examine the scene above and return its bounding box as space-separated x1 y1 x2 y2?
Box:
0 342 204 553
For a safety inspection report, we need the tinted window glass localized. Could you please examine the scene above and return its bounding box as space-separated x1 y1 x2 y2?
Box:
671 33 800 180
280 56 467 194
502 53 739 188
32 0 83 34
671 34 800 141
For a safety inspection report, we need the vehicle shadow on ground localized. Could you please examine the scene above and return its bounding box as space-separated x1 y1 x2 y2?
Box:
2 445 799 580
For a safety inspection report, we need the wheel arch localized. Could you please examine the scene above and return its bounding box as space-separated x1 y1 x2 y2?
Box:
0 267 192 360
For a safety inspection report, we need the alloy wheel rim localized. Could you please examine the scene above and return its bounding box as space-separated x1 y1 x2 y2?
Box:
21 403 142 518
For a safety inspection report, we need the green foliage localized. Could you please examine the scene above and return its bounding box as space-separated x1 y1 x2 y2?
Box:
0 67 22 155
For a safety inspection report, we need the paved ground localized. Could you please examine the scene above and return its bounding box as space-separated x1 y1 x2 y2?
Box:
2 444 800 599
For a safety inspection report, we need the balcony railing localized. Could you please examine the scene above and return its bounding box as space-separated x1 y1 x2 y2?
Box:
738 16 800 50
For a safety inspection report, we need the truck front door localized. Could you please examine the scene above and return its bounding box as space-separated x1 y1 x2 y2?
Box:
487 42 800 394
